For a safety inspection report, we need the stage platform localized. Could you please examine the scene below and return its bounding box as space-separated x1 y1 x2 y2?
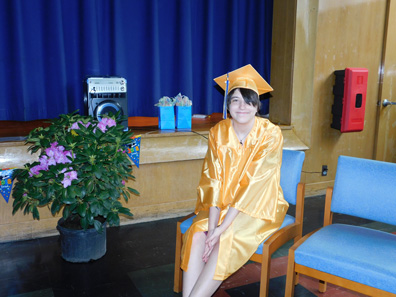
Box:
0 115 308 242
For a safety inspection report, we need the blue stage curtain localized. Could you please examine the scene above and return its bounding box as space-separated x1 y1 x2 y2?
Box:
0 0 272 121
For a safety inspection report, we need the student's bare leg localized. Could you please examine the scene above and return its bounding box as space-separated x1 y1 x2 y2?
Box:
182 232 206 297
189 242 222 297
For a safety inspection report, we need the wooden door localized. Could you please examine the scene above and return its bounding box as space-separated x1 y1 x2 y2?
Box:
374 0 396 163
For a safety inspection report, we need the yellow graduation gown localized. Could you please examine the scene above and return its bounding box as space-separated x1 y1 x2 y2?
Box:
180 117 288 280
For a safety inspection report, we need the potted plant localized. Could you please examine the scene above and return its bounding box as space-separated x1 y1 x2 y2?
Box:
11 111 139 262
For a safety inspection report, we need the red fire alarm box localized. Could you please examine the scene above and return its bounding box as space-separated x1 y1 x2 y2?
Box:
331 68 368 132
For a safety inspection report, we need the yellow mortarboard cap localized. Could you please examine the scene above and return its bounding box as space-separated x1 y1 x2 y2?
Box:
213 64 273 96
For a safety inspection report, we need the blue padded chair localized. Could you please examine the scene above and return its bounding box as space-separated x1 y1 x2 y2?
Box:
173 149 305 297
285 156 396 297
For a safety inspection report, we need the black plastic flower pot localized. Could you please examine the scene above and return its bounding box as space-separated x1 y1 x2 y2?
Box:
57 218 106 263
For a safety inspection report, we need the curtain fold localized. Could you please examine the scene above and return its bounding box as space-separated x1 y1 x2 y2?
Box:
0 0 273 121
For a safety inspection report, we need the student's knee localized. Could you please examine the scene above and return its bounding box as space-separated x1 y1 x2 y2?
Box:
191 231 206 245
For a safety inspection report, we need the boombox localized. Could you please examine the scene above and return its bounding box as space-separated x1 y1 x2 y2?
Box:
84 76 128 129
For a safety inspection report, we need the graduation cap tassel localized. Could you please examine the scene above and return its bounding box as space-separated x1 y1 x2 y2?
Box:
223 73 229 119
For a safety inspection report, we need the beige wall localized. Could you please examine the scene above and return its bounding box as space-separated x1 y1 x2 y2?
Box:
272 0 389 195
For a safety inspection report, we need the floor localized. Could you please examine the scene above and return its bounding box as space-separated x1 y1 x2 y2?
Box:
0 195 394 297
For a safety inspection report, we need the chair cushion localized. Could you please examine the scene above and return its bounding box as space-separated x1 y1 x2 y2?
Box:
180 215 196 234
294 224 396 294
179 214 295 255
255 214 295 255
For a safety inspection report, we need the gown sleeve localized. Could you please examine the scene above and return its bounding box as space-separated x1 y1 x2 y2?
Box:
231 124 284 221
194 129 223 213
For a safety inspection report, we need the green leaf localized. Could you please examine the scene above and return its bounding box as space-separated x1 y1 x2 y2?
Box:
33 181 47 187
127 173 136 179
102 199 113 211
87 180 94 193
118 207 133 217
127 187 140 196
65 134 74 144
122 191 129 202
63 206 70 219
67 186 77 198
77 203 87 217
93 220 104 233
109 188 119 199
51 199 60 214
99 191 110 199
62 196 77 204
47 185 55 199
84 164 93 171
40 138 50 148
80 216 89 230
84 195 96 203
107 212 120 226
86 209 94 224
32 206 40 220
79 187 86 199
28 137 40 143
93 165 102 179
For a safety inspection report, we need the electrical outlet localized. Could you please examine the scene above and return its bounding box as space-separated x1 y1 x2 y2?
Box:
322 165 328 176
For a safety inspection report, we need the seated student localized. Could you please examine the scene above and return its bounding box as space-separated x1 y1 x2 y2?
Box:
180 64 287 297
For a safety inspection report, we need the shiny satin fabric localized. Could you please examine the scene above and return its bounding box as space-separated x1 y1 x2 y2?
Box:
181 117 288 280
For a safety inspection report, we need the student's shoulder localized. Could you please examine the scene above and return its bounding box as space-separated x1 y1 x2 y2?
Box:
255 117 282 140
209 118 231 135
256 117 280 131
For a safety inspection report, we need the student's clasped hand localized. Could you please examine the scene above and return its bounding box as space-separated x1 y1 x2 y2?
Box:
202 227 221 262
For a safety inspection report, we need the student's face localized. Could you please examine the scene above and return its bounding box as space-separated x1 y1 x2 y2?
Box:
228 89 257 125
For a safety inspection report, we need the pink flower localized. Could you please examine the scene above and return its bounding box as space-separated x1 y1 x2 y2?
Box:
46 143 63 164
29 164 48 177
122 180 126 185
45 143 73 165
61 170 78 188
103 118 116 127
56 150 72 164
71 121 91 130
96 122 107 133
70 121 81 130
96 118 117 133
38 156 49 169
